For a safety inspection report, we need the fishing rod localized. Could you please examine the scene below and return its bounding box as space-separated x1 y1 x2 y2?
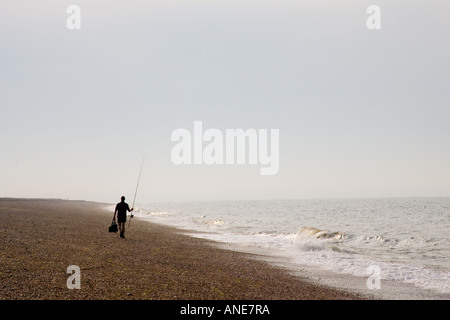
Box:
128 155 145 227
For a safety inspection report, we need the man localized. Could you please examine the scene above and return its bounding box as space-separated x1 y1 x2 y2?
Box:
113 196 133 238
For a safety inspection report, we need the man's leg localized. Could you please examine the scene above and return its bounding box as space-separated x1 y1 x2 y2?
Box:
119 222 125 238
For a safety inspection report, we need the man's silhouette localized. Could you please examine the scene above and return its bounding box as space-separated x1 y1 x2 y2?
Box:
113 196 133 238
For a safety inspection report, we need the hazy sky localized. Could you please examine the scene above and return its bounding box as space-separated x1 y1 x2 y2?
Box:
1 0 449 203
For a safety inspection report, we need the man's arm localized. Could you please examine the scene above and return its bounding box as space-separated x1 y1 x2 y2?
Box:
127 204 134 219
113 206 117 220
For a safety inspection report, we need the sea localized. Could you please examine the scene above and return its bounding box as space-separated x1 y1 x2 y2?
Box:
133 197 450 299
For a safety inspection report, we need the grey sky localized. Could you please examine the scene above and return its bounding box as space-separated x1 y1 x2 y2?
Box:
1 0 449 203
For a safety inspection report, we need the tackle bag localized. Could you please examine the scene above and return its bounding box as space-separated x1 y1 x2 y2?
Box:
109 220 118 233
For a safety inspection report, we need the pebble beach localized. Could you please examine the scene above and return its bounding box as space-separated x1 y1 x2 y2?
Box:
0 198 368 300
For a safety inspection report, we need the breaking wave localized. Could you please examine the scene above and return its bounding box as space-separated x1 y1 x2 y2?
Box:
294 227 348 253
296 227 346 240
